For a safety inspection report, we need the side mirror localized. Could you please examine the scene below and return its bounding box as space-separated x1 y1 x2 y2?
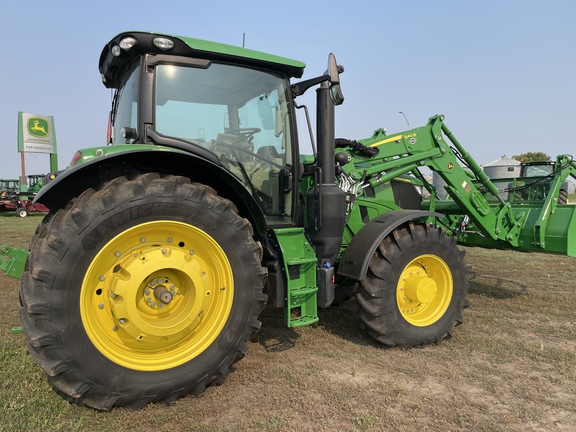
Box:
327 53 344 106
291 54 345 104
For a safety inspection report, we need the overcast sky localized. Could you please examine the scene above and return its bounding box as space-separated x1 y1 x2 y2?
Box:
1 0 574 179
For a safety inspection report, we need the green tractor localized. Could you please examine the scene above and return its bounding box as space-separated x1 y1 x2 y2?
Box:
0 179 19 212
1 31 575 410
0 178 19 195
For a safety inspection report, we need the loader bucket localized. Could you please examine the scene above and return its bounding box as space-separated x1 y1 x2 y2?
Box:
514 203 576 256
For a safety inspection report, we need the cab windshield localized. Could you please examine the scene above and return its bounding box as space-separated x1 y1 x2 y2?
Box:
114 60 296 223
157 63 294 221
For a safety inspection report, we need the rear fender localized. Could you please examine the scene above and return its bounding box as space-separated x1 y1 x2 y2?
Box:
34 147 267 235
337 210 445 281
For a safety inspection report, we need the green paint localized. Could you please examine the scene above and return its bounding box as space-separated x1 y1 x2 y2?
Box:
273 228 319 328
0 245 28 280
27 118 49 137
175 34 306 74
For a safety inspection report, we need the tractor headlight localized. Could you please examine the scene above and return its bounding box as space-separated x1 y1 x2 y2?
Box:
153 37 174 50
119 36 137 50
112 37 138 57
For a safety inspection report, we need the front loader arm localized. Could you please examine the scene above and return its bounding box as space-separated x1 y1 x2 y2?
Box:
345 115 525 246
431 116 524 245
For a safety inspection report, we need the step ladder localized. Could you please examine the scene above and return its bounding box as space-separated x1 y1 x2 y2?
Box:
273 228 319 328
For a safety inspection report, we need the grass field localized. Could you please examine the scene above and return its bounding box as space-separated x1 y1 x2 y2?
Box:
1 213 575 431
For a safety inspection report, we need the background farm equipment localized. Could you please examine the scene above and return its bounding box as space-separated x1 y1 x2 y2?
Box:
0 175 49 217
0 193 49 217
0 178 19 196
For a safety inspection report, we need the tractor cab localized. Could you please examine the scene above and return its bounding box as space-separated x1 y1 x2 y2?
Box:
520 160 555 177
100 32 307 225
0 179 19 197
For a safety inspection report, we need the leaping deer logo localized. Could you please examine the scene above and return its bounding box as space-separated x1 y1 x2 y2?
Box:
28 118 49 137
31 120 47 135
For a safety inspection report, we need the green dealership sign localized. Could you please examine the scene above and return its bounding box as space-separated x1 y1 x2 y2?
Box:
17 112 58 172
18 112 57 153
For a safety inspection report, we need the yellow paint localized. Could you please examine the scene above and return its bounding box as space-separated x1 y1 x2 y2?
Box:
369 135 402 147
396 254 453 326
80 220 234 371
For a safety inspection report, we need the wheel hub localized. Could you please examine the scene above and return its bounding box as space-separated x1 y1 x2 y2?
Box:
143 278 176 308
404 274 437 304
396 254 453 327
80 220 234 371
154 283 174 305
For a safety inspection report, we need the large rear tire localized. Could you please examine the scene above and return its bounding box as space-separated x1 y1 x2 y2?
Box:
356 222 469 348
19 174 267 410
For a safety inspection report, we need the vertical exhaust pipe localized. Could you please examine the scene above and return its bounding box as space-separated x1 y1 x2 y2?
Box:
306 81 347 307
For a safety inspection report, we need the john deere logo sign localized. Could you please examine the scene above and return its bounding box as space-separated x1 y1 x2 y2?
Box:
18 112 57 154
27 118 50 138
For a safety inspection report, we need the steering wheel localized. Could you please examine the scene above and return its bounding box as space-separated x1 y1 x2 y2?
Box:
210 142 284 170
225 127 261 142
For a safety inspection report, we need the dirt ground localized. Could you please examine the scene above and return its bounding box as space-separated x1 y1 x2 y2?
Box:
1 216 575 431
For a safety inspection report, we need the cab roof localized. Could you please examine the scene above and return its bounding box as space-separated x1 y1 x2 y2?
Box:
99 31 306 88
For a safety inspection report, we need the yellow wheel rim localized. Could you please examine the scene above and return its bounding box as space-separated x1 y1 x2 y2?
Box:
396 254 453 326
80 220 234 371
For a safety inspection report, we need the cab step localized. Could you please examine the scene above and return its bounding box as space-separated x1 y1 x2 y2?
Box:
272 228 319 328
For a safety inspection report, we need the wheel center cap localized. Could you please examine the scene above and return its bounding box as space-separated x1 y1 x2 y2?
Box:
405 276 437 304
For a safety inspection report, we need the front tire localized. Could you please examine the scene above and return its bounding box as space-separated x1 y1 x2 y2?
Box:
356 222 469 348
19 174 267 410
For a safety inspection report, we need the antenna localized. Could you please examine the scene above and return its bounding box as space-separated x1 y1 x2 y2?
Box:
243 33 246 48
398 111 410 129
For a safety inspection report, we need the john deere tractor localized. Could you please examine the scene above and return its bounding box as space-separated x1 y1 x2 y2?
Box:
1 31 574 410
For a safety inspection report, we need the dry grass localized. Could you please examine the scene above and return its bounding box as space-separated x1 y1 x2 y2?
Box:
1 213 575 431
